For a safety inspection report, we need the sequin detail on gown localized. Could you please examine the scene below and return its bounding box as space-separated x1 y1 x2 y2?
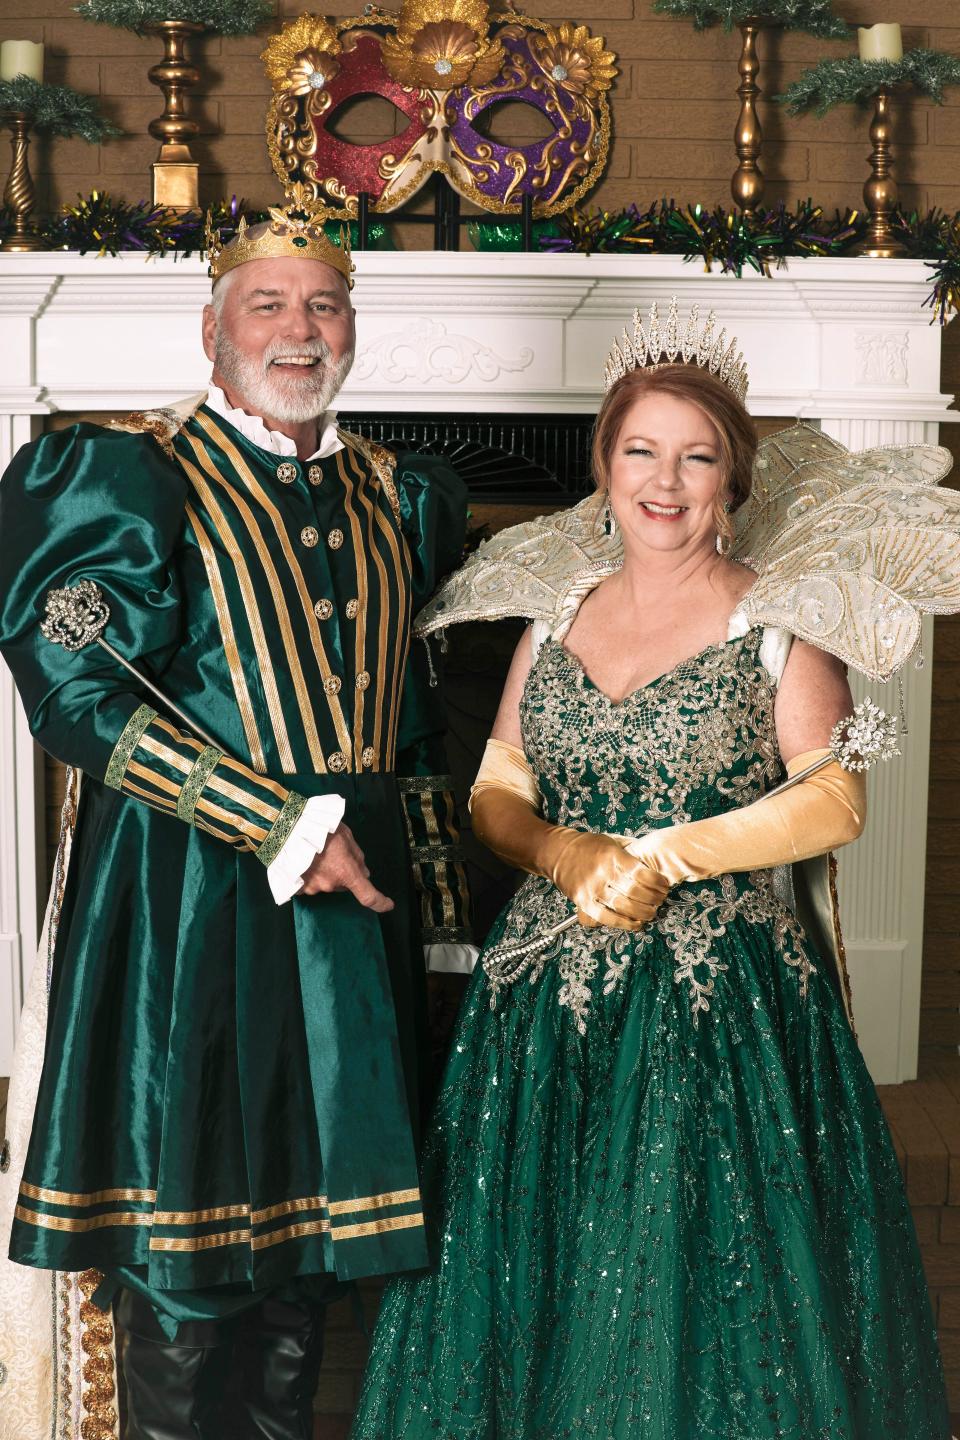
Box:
352 627 950 1440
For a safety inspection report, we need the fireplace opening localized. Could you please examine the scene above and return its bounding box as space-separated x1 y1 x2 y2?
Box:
337 410 596 508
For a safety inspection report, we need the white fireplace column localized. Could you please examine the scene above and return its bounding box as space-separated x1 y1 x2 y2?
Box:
0 251 955 1084
0 270 59 1075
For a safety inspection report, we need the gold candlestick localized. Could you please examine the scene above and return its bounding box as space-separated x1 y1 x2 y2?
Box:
853 86 907 258
732 18 764 215
1 111 43 251
145 18 204 211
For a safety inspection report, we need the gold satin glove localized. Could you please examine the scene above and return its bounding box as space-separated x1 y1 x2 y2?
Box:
624 748 867 888
470 739 669 930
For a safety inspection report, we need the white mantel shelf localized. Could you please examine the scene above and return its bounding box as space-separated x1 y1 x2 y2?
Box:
0 251 957 426
0 249 955 1086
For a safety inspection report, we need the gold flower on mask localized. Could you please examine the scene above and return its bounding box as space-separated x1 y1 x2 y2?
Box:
262 17 343 95
530 22 617 102
284 48 342 96
382 0 505 91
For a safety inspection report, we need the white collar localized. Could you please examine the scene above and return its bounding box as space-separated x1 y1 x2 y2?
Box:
204 383 343 462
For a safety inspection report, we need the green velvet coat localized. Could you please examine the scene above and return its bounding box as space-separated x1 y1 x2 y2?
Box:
0 401 470 1309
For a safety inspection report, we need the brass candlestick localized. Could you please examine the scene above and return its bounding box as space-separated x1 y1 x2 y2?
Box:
1 111 43 251
854 85 907 258
732 18 764 216
144 18 205 210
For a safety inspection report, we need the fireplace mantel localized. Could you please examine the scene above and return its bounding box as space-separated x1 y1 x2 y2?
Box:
0 251 956 429
0 250 955 1083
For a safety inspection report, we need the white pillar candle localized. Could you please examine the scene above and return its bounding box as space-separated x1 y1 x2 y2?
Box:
858 24 903 63
0 40 44 83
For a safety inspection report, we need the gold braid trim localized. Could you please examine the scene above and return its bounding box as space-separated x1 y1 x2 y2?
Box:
255 791 308 868
77 1269 118 1440
397 774 454 793
176 745 224 823
104 705 157 792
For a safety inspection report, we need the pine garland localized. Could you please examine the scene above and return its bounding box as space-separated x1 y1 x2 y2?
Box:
778 48 960 115
651 0 848 38
74 0 271 36
0 77 119 140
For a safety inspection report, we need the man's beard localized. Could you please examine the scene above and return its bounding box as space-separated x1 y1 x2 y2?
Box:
214 332 355 424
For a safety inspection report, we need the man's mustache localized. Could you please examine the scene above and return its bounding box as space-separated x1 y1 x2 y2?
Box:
261 338 333 373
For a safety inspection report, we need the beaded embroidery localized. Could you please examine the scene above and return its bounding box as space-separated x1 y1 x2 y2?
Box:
484 627 809 1031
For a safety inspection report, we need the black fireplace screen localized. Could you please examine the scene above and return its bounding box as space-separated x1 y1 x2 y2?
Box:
337 411 597 508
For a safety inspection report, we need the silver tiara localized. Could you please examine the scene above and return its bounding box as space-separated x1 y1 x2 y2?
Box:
603 297 749 403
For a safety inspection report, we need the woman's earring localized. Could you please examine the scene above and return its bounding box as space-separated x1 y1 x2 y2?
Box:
715 499 733 555
603 498 617 538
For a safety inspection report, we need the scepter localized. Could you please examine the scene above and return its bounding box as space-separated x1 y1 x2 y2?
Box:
40 579 220 749
484 698 900 985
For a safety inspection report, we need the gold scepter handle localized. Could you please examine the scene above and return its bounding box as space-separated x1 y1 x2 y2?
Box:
40 579 220 750
483 698 901 989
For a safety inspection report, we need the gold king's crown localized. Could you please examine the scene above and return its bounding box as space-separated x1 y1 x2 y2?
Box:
604 297 749 403
205 183 355 289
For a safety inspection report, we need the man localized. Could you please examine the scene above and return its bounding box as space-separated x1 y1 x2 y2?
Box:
0 197 471 1438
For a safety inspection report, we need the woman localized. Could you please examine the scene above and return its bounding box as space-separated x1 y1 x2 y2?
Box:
351 318 951 1438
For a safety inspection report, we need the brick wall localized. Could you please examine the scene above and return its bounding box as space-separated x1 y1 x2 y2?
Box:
3 0 960 217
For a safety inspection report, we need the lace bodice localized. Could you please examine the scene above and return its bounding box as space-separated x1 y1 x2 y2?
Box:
520 627 785 837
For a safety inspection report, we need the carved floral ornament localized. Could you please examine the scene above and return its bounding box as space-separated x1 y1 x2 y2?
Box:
261 2 617 218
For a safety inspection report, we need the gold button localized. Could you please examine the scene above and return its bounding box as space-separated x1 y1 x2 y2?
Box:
300 526 319 548
361 746 376 769
328 751 347 773
324 675 342 695
356 670 370 691
308 465 323 486
276 461 298 484
327 528 344 550
313 598 333 620
345 599 359 620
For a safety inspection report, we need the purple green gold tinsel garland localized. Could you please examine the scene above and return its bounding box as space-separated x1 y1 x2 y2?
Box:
0 191 392 258
545 200 960 322
1 191 958 321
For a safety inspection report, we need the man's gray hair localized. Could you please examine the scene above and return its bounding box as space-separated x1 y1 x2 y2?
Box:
209 265 236 318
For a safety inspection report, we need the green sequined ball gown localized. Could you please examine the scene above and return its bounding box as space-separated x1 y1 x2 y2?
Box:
352 626 950 1440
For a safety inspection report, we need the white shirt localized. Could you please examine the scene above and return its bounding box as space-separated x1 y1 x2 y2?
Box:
204 383 343 461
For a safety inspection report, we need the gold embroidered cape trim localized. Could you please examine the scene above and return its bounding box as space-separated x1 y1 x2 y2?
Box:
339 430 401 523
106 393 204 456
104 704 158 791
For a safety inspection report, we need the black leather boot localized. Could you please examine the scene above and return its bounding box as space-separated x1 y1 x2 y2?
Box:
230 1294 327 1440
115 1289 233 1440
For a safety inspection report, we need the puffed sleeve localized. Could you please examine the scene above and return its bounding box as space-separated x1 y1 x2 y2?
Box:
0 424 307 864
393 453 474 961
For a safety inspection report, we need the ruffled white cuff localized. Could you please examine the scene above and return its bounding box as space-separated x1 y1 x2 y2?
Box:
425 942 479 975
266 794 347 905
